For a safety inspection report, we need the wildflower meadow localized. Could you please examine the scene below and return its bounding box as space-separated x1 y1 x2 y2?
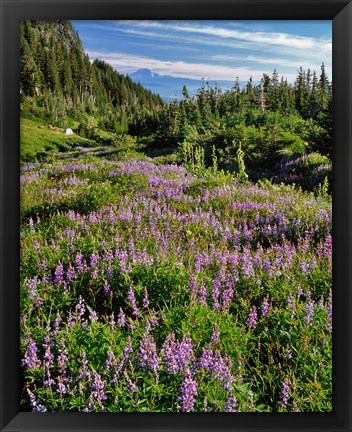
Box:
20 155 332 412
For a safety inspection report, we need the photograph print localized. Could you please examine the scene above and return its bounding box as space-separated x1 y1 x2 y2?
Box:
20 19 332 412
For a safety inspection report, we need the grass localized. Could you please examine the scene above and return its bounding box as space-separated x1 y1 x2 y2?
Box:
20 118 94 161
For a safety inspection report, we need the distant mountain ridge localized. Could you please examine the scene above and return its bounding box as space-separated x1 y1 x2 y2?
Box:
129 68 248 101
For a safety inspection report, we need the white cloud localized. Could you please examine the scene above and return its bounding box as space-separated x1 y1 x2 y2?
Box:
87 50 285 81
80 21 332 82
209 54 329 73
112 24 331 73
116 20 332 53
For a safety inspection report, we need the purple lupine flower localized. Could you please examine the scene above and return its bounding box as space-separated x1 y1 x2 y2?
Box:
57 340 68 376
261 297 272 318
78 350 90 380
34 294 43 310
163 334 195 374
127 285 140 318
221 286 234 311
198 281 207 305
105 266 113 280
88 305 98 323
211 351 234 391
296 286 303 299
103 281 111 297
42 335 54 365
54 262 64 285
83 395 95 412
143 287 150 308
76 296 85 321
240 247 254 278
122 337 133 361
108 312 115 329
67 310 75 328
40 259 48 274
117 308 126 328
90 369 107 410
318 296 324 308
247 306 258 329
66 264 75 284
283 346 292 360
27 276 38 300
124 370 138 393
42 335 55 388
112 337 134 384
137 334 160 372
189 273 198 303
177 369 198 412
115 248 130 274
212 276 221 311
128 317 136 331
91 267 99 280
324 234 332 259
149 309 158 326
105 349 118 371
304 300 314 325
224 395 237 412
210 324 220 345
287 293 296 317
300 260 311 276
128 238 135 256
278 379 290 408
90 252 100 280
89 252 99 269
56 375 67 395
52 311 62 336
75 252 86 273
197 348 213 369
22 339 40 369
27 389 47 412
104 248 114 263
162 334 178 374
197 349 233 391
326 289 332 332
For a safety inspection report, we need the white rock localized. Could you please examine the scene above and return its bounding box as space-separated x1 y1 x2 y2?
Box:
65 128 73 135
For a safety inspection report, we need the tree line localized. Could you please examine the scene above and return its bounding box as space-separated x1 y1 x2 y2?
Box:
20 20 165 136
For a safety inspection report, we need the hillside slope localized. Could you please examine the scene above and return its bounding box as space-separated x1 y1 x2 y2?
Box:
20 20 165 160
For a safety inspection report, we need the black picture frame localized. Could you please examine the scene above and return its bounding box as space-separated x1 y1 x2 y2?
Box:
1 1 351 431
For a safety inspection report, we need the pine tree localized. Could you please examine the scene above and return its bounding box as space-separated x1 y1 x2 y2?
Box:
295 66 305 115
62 57 73 95
318 62 330 109
20 36 42 96
182 85 190 100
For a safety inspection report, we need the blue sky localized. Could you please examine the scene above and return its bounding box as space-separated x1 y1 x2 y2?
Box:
72 20 332 83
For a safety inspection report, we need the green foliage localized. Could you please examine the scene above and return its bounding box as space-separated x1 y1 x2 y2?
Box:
315 176 330 199
180 140 206 175
234 142 248 183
